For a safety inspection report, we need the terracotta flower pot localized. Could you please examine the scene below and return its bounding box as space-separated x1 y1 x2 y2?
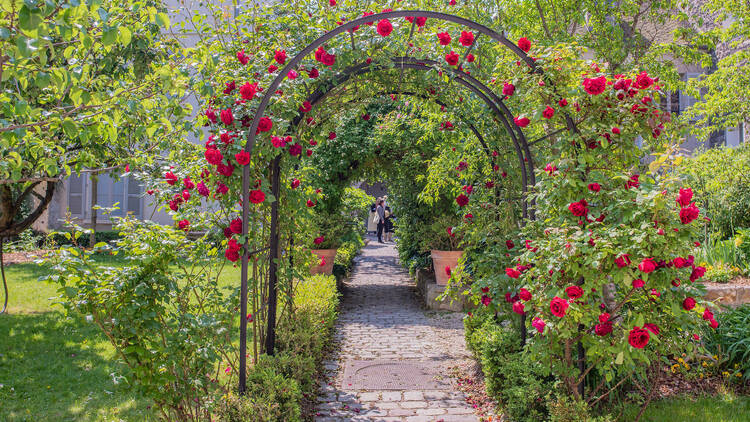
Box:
310 249 337 275
431 250 463 285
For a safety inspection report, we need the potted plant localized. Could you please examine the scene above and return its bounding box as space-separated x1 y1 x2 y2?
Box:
422 216 464 285
308 212 350 275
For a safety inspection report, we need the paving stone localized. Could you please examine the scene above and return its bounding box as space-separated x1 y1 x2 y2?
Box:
314 239 477 422
404 391 425 401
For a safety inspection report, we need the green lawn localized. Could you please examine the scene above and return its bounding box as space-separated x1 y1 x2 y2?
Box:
0 254 241 422
619 394 750 422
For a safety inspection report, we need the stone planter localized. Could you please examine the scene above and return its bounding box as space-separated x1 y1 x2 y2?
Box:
431 250 463 286
310 249 337 275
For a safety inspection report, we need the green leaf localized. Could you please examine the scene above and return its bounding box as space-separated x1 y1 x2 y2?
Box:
62 119 77 138
119 27 132 45
615 351 623 365
102 28 117 46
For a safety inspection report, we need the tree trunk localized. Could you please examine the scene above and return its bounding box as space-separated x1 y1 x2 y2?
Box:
89 173 98 247
0 181 57 238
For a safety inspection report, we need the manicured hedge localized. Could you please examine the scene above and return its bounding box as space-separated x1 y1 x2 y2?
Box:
219 274 340 421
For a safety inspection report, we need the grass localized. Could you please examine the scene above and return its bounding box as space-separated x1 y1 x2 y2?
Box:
0 253 242 422
619 394 750 421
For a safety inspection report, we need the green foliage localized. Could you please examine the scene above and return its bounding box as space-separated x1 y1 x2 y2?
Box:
678 144 750 239
333 233 365 279
466 316 552 422
0 0 193 236
217 365 302 422
44 218 235 420
704 304 750 381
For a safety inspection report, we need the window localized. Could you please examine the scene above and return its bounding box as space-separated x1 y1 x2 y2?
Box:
66 172 142 220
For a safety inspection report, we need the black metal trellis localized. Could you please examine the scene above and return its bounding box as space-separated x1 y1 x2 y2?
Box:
237 10 579 394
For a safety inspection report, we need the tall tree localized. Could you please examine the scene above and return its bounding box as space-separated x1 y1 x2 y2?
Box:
0 0 194 237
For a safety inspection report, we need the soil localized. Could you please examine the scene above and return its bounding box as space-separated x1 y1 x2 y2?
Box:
1 250 51 266
449 362 500 421
702 276 750 287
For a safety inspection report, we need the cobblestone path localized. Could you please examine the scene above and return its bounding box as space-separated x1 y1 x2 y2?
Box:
315 240 478 422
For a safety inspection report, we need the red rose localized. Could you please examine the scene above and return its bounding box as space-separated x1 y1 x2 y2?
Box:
224 248 239 262
532 317 546 333
271 136 287 148
437 32 452 45
638 258 657 273
362 114 370 121
197 182 209 197
635 71 653 89
455 193 469 207
676 188 694 206
459 31 475 46
582 76 607 95
290 179 300 189
550 296 569 317
288 143 302 157
328 131 337 140
230 218 243 234
519 288 532 301
632 278 645 288
615 254 631 268
308 67 319 78
205 148 223 165
376 19 393 36
568 199 589 217
274 49 287 65
466 53 475 62
506 240 514 249
502 82 515 96
517 37 531 52
249 189 265 204
220 108 234 126
314 236 325 245
257 116 273 132
627 174 640 189
612 127 621 134
709 318 718 329
599 313 611 323
673 257 688 268
182 189 190 201
178 219 190 231
702 308 714 321
235 151 250 165
216 182 228 195
542 106 555 119
240 82 257 100
512 301 525 315
628 326 650 348
237 50 249 65
481 295 491 306
682 297 696 310
558 98 568 107
644 323 660 336
445 51 459 66
679 203 700 224
513 116 530 127
223 81 235 95
205 109 217 124
690 266 706 282
587 183 601 192
165 171 178 185
505 268 521 279
267 64 278 73
444 265 451 276
306 199 315 207
595 322 613 336
299 101 312 113
565 285 584 299
216 163 234 177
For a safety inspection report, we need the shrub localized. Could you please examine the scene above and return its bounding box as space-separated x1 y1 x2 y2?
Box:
678 144 750 239
704 304 750 381
466 317 552 422
218 364 302 422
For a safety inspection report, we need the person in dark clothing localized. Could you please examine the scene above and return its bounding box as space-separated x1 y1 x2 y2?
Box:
384 206 394 242
376 199 385 243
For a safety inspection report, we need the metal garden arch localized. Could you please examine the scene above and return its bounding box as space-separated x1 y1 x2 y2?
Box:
235 9 578 393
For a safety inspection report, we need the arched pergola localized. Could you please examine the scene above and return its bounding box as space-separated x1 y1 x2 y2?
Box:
234 9 579 392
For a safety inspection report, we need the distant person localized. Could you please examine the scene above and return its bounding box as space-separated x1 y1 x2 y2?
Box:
376 198 385 243
367 202 378 234
384 205 394 242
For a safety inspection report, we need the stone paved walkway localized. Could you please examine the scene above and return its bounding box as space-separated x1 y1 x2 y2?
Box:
315 239 478 422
